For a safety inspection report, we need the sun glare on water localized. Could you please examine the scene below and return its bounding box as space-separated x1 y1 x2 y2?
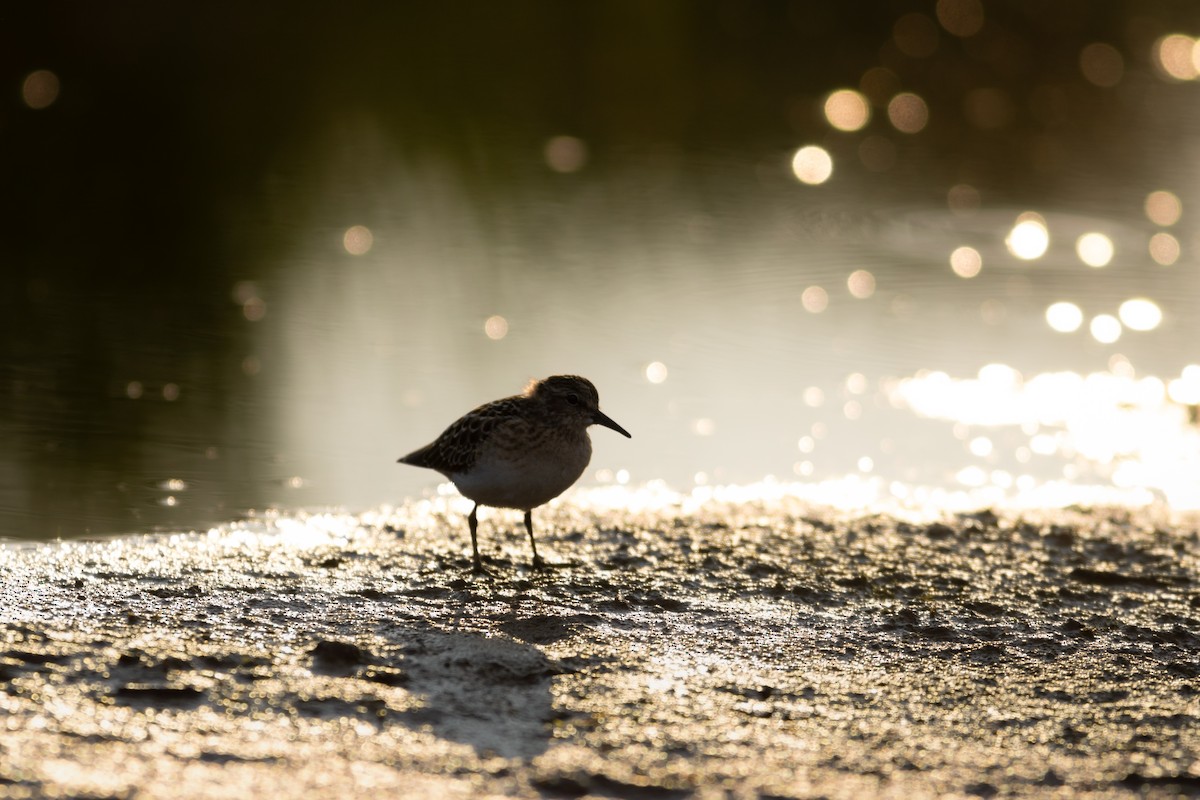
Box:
563 359 1200 520
1005 213 1050 260
891 365 1200 510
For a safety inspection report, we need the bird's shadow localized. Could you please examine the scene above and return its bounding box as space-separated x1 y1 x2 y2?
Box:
373 622 561 760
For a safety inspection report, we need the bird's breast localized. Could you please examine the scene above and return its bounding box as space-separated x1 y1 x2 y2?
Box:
450 428 592 510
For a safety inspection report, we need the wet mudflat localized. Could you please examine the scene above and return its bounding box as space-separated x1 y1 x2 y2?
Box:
1 499 1198 799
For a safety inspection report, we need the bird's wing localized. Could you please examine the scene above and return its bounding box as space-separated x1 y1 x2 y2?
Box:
397 397 521 474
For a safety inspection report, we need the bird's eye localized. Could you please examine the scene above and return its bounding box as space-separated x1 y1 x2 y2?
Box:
566 393 580 405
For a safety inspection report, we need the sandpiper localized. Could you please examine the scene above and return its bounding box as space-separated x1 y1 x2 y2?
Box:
397 375 631 572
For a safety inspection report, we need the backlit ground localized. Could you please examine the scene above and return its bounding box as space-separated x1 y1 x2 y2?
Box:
2 494 1197 798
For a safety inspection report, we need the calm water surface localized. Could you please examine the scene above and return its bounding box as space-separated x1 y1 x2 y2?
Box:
6 4 1200 538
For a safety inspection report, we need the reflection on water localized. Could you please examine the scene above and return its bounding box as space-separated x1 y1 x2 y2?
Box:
6 3 1200 538
893 365 1200 508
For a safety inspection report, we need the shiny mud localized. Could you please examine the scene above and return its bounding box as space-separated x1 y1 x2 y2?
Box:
1 500 1198 798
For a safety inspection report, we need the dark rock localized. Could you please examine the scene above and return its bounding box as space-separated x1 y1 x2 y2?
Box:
1068 568 1169 588
965 781 998 797
358 667 408 687
310 640 368 668
115 683 204 703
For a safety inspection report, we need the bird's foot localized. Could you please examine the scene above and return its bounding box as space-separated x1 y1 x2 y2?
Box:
470 559 495 578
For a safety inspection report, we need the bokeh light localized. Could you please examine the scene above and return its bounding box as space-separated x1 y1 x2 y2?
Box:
645 361 668 384
956 466 987 487
949 246 982 278
893 13 939 58
1046 302 1083 333
242 296 266 321
964 88 1014 130
343 225 373 255
935 0 984 37
1145 190 1182 226
1079 43 1124 87
1030 434 1058 456
544 136 588 173
824 89 871 132
847 270 876 298
887 93 929 134
1089 314 1122 344
1118 298 1163 332
484 315 508 340
232 281 257 304
1167 365 1200 404
791 146 833 184
22 69 60 110
1108 354 1135 379
969 436 993 457
1005 213 1049 260
979 299 1005 325
978 363 1021 388
1075 232 1114 267
693 418 715 436
1149 232 1181 265
801 286 829 313
859 67 901 106
1154 34 1199 81
947 184 981 214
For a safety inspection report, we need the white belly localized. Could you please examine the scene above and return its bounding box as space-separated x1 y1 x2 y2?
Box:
451 439 592 510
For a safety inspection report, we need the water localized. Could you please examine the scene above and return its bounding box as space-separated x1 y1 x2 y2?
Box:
6 3 1200 539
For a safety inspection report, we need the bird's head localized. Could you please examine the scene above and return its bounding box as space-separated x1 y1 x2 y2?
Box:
528 375 631 438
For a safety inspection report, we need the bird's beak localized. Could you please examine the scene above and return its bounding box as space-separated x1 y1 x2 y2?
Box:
592 410 632 438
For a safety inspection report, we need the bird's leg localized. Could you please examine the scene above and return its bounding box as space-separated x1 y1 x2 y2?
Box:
525 510 545 570
469 504 487 574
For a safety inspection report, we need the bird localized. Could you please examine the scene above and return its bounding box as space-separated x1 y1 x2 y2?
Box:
397 375 631 572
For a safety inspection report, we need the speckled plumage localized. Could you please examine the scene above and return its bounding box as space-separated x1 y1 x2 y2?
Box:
397 375 631 571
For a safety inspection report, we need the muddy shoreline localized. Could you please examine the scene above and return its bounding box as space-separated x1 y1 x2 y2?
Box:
1 501 1197 798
